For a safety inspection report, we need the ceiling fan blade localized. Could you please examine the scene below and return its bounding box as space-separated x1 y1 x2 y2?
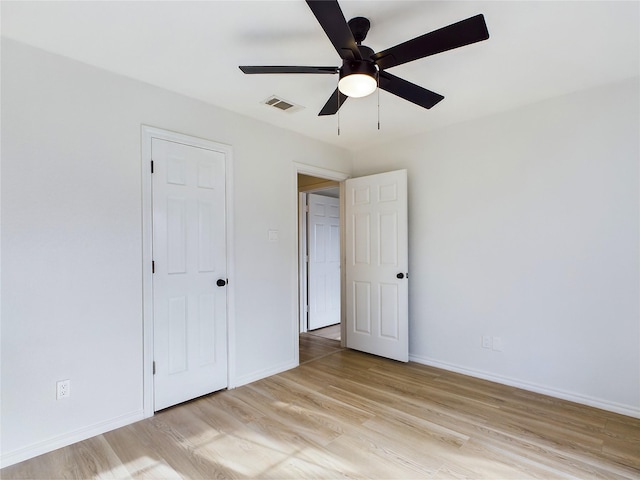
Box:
239 66 338 74
306 0 361 61
379 71 444 109
373 14 489 70
318 88 349 116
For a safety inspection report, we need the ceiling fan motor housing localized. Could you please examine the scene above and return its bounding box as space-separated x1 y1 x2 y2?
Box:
340 59 378 81
340 44 378 87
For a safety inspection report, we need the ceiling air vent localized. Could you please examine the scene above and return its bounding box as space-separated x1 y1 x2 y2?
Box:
262 96 304 113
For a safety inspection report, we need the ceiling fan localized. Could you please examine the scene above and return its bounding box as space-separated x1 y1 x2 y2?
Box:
239 0 489 116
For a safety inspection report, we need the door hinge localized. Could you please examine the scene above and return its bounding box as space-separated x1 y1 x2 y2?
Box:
153 361 156 375
305 205 309 213
152 260 155 274
305 255 309 263
151 160 154 173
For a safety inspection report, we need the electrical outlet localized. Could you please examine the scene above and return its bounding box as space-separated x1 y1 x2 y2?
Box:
56 379 70 400
482 335 492 349
492 337 503 352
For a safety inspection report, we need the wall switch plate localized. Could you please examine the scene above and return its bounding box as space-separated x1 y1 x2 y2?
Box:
492 337 503 352
56 379 70 399
482 335 492 349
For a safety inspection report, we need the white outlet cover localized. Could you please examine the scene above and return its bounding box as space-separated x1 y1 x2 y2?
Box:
268 230 279 242
492 337 503 352
56 379 70 399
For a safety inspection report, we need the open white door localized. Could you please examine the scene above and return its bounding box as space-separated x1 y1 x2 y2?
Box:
345 169 408 362
152 137 228 410
307 193 340 330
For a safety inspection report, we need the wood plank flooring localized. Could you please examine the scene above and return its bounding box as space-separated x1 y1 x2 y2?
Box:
299 332 343 364
3 338 639 479
307 324 341 341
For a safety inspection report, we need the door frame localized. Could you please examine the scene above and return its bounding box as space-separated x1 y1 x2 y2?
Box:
293 163 349 356
299 191 308 334
141 125 236 417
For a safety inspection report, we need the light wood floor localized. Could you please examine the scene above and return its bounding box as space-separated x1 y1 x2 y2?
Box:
3 339 639 479
299 331 344 364
307 323 341 341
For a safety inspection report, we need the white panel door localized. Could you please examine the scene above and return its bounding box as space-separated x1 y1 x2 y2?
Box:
152 138 227 410
346 170 408 362
307 193 340 330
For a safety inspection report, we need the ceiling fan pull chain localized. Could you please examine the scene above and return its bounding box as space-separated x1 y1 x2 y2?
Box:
337 77 341 136
377 73 380 130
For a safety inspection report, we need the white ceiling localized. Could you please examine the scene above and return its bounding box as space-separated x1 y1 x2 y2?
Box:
2 1 638 152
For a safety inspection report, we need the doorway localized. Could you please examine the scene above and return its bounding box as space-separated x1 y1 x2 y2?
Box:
298 174 341 338
294 165 349 366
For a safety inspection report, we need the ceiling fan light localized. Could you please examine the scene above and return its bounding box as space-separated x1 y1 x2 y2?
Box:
338 74 377 98
338 60 378 98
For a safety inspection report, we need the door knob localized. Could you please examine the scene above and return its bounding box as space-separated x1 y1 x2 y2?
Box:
396 273 404 279
216 279 227 287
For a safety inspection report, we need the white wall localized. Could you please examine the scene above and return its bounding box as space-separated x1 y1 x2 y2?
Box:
0 39 351 466
352 78 640 416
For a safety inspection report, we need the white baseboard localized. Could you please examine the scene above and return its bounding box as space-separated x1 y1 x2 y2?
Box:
409 354 640 419
0 410 145 469
230 359 297 389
